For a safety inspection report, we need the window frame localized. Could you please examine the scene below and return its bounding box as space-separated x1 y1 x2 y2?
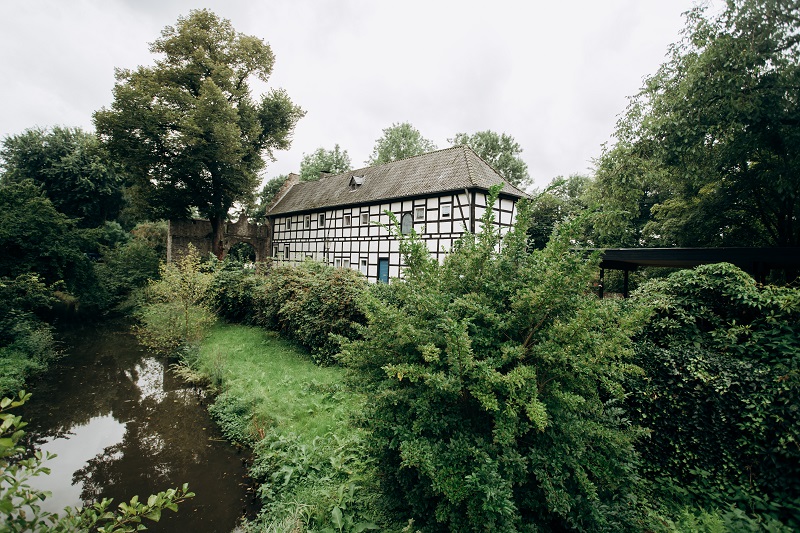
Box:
359 258 368 275
286 218 293 230
284 244 290 260
304 214 311 229
441 204 451 218
319 213 326 226
414 206 425 221
361 212 369 225
343 214 351 226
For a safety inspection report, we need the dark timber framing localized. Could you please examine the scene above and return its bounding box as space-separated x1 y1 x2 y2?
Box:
267 146 527 282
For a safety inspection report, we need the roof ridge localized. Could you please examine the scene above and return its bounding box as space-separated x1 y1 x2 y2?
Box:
349 145 463 174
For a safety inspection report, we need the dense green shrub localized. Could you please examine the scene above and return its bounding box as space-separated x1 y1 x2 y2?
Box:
341 188 654 532
94 222 165 310
211 261 265 323
214 261 368 365
628 264 800 528
135 246 216 355
0 274 57 395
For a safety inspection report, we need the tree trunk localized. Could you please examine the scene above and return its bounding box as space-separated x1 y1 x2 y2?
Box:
210 215 226 260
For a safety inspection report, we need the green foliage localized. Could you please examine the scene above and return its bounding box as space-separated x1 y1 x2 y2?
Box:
135 245 216 355
628 264 800 528
94 222 165 310
0 392 194 531
448 131 530 188
527 174 592 249
249 174 290 221
0 179 89 286
593 0 800 247
0 126 126 228
194 324 384 532
0 322 55 396
214 261 368 365
367 122 437 165
94 8 305 257
341 188 653 531
300 144 352 182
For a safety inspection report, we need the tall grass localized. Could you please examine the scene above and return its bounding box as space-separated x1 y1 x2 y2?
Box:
193 323 385 532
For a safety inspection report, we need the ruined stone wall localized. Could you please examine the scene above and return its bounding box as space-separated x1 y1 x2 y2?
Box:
167 218 271 262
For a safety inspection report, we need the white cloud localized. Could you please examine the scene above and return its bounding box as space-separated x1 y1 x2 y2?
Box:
0 0 701 189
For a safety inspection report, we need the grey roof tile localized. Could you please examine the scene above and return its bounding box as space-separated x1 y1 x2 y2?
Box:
267 145 528 215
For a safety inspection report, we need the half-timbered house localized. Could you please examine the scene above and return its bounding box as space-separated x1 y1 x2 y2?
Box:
266 145 528 283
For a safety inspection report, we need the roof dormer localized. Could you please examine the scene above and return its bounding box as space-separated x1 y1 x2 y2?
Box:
349 175 365 191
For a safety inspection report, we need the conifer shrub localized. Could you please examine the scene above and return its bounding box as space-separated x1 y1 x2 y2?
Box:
340 187 655 532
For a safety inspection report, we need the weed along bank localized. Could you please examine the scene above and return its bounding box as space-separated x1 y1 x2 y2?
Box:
168 146 528 282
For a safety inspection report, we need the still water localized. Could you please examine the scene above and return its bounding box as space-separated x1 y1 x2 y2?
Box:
20 321 256 532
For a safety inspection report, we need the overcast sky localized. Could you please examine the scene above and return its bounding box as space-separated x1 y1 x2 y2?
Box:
0 0 702 190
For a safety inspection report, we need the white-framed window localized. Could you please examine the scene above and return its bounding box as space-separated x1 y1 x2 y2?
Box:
359 258 368 275
304 215 311 229
441 204 451 218
319 213 326 226
361 212 369 225
273 246 279 258
342 258 350 269
286 218 292 230
334 258 342 268
343 214 351 226
414 207 425 221
284 245 290 260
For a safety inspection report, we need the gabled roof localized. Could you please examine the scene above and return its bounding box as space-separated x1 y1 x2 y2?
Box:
267 145 529 216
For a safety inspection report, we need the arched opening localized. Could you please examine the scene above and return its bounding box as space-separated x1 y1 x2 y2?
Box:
400 213 413 235
228 241 256 263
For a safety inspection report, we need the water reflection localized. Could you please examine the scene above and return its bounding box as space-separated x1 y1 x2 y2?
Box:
20 322 255 532
32 415 126 514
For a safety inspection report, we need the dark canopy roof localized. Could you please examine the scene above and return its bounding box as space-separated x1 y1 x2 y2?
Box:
268 145 528 216
597 247 800 272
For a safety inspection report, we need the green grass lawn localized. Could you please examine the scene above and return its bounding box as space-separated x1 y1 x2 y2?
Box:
192 322 386 531
196 322 359 441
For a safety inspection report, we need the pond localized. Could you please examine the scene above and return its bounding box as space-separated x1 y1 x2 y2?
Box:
19 321 257 532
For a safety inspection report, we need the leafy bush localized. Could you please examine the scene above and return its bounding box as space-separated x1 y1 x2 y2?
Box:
340 188 654 532
629 263 800 528
211 260 266 323
215 260 368 365
0 275 58 395
247 429 381 533
135 245 216 355
95 222 164 309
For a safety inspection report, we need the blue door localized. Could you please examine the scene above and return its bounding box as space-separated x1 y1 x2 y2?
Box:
378 258 389 283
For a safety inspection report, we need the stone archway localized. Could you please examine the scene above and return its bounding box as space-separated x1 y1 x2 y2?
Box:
167 218 271 263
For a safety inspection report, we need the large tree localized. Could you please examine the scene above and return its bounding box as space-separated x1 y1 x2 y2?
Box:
299 144 351 182
593 0 800 247
94 9 304 257
367 122 437 165
527 174 592 249
449 130 530 188
0 127 124 228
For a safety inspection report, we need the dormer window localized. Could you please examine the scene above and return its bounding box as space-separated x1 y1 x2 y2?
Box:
349 175 365 191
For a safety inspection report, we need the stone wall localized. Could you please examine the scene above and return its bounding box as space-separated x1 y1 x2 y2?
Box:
167 218 271 263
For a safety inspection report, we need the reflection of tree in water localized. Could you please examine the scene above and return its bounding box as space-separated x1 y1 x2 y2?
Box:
73 389 216 505
18 321 256 532
20 326 145 449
